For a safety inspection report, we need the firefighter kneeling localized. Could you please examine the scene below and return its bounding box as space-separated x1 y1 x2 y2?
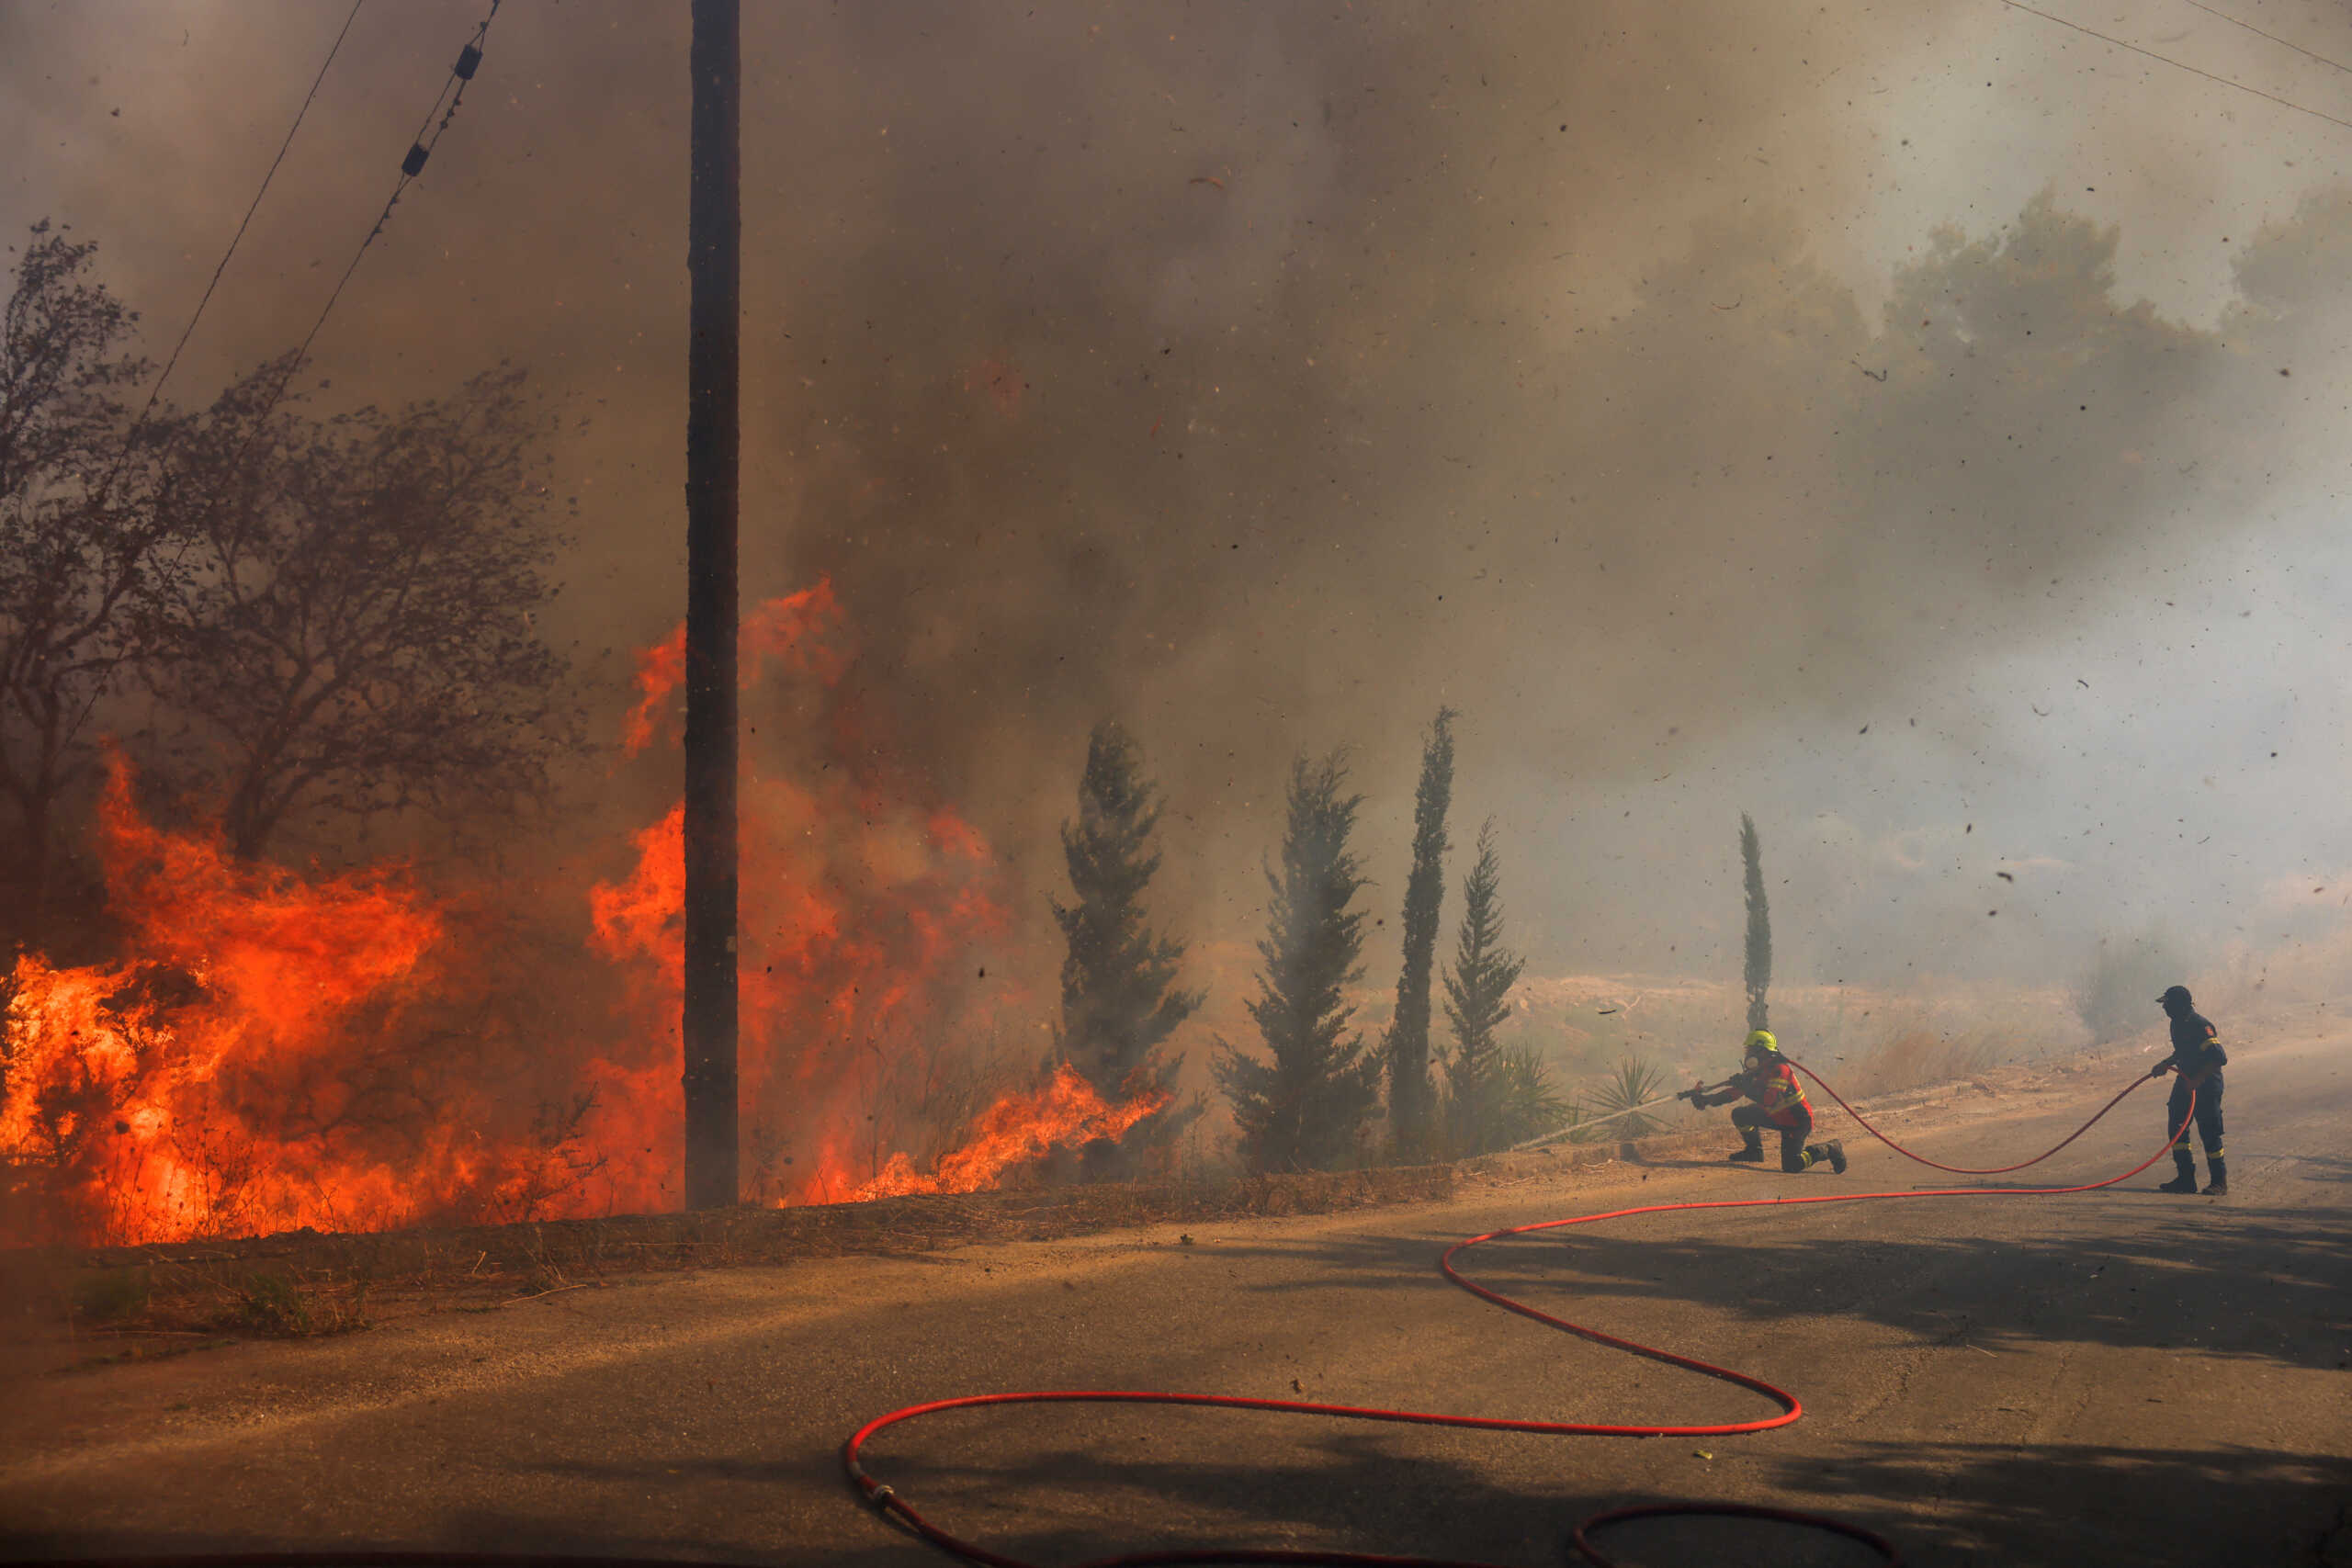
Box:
1679 1031 1847 1173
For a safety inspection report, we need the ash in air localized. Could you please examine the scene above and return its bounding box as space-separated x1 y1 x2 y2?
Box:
6 1 2352 1240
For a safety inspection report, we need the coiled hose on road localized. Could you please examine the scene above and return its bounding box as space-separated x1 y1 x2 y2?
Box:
844 1066 2193 1568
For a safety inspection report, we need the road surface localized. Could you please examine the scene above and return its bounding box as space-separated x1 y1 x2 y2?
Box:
5 1023 2348 1567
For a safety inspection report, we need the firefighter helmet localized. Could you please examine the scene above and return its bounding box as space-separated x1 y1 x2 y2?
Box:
1743 1029 1781 1064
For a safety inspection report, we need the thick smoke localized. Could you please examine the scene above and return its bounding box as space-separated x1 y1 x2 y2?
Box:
8 0 2352 1005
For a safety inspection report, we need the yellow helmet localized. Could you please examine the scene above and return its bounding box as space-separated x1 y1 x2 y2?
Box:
1742 1029 1781 1062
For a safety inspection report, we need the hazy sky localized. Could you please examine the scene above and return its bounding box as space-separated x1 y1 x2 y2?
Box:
8 0 2352 998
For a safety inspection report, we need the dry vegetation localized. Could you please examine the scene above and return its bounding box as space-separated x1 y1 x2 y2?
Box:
1406 972 2086 1144
19 953 2298 1374
1157 956 2114 1157
2 1165 1456 1370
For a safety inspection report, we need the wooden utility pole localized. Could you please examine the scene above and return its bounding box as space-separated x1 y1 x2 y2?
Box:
682 0 741 1210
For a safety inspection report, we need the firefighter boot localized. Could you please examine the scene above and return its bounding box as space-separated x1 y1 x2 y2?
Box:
2201 1156 2228 1197
2158 1148 2198 1194
1727 1127 1766 1163
1820 1139 1848 1175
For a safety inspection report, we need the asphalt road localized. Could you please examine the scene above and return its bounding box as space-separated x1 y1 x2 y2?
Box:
5 1024 2349 1568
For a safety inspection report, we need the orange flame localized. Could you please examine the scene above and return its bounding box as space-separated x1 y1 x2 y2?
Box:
0 755 481 1246
1 582 1159 1247
592 585 1054 1211
621 577 848 756
581 768 1018 1207
852 1065 1170 1201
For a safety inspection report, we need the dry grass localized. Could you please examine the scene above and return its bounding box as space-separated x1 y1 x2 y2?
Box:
3 1164 1455 1358
1829 1028 2012 1100
1501 974 2091 1128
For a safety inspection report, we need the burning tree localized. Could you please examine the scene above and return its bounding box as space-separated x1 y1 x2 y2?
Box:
1213 752 1381 1172
0 753 605 1247
1050 720 1202 1178
1 578 1072 1247
1441 819 1525 1154
0 220 167 942
597 581 1174 1209
1383 705 1455 1158
1741 811 1771 1032
140 356 580 860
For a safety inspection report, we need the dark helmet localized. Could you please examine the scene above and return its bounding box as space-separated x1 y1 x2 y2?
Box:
2157 985 2193 1012
1742 1029 1782 1064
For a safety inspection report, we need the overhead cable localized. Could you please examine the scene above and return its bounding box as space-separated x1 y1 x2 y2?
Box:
266 0 506 412
104 0 368 491
2179 0 2352 79
1996 0 2352 133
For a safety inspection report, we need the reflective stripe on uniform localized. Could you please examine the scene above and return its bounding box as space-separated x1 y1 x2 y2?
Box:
1759 1066 1811 1121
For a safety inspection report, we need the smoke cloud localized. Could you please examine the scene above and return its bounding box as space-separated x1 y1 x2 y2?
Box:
10 0 2352 1010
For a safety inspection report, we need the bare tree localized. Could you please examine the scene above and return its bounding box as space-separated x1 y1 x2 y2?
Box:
0 221 166 939
145 358 580 859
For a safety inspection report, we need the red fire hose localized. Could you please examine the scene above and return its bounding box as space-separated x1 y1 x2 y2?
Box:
1790 1060 2154 1176
844 1068 2189 1568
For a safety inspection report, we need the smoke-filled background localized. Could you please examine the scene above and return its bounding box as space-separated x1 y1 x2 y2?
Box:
8 1 2352 1056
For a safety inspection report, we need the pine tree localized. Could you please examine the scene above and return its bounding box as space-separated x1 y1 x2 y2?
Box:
1441 820 1524 1154
1741 812 1771 1032
1051 722 1203 1174
1384 706 1455 1158
1212 752 1381 1172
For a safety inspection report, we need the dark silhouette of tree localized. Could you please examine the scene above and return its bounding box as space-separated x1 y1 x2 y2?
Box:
1212 752 1380 1172
1741 811 1771 1032
1384 705 1454 1158
1051 720 1203 1176
143 357 581 859
1442 819 1524 1154
0 220 166 942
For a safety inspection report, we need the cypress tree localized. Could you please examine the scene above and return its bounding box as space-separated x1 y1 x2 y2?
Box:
1741 811 1771 1032
1211 752 1381 1172
1385 706 1456 1158
1441 819 1524 1155
1051 722 1203 1173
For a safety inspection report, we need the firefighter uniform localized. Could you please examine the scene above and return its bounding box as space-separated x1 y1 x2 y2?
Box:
2153 985 2228 1195
1698 1032 1846 1174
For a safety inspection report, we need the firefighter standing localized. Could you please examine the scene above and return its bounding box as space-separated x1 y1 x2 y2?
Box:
1681 1030 1847 1173
2152 984 2228 1195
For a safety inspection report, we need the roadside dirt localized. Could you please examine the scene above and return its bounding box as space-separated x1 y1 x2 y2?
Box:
3 1030 2175 1382
4 1020 2342 1568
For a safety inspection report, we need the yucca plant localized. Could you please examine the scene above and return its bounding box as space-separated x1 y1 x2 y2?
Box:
1487 1041 1573 1148
1584 1053 1670 1140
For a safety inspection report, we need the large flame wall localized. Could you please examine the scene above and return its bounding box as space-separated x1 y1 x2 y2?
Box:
0 586 1155 1247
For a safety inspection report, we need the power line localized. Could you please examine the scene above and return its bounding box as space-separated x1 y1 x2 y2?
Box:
243 0 505 448
113 0 367 468
281 1 504 383
1995 0 2352 133
106 0 505 556
2179 0 2352 79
